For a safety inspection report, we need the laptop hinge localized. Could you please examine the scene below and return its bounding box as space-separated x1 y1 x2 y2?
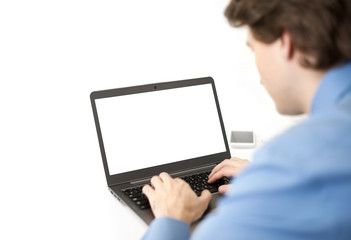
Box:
129 163 217 185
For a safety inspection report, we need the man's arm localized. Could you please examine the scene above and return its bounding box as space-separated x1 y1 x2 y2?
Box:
142 217 190 240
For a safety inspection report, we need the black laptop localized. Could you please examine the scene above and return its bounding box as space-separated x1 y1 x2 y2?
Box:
90 77 231 228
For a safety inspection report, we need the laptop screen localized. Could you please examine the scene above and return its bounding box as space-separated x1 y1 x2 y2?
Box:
95 83 226 175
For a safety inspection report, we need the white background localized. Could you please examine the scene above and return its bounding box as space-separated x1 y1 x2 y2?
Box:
0 1 303 239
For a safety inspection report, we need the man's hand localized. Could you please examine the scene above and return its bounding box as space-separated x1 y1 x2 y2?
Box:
142 172 212 225
208 157 249 194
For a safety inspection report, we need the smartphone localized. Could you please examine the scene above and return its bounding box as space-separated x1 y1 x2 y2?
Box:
230 131 256 149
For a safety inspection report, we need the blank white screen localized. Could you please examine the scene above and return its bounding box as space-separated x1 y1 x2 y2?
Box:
96 83 226 175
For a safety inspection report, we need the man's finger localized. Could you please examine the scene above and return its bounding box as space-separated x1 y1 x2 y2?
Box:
208 158 239 179
218 184 230 194
199 189 212 205
159 172 172 186
208 166 237 183
208 159 230 179
174 177 186 184
142 184 155 202
150 175 163 189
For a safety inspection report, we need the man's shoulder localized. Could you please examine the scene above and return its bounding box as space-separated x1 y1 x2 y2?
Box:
252 97 351 175
269 95 351 150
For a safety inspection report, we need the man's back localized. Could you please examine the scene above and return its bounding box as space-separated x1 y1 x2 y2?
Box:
191 62 351 239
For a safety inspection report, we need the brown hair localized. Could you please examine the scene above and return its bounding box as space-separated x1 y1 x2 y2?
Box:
225 0 351 70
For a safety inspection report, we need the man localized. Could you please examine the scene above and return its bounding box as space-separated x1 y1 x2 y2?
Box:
142 0 351 239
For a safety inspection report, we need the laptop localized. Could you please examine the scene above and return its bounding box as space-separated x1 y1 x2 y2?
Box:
90 77 231 228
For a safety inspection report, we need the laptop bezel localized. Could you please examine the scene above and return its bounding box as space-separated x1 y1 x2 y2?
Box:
90 77 230 186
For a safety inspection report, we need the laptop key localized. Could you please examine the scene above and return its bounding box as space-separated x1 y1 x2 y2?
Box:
124 190 131 196
195 190 202 196
139 204 150 210
132 195 147 202
136 199 148 206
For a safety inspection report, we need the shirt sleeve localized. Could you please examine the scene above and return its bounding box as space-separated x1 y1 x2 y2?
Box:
142 217 190 240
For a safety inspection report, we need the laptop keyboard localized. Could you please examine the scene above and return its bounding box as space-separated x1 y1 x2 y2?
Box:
122 171 231 210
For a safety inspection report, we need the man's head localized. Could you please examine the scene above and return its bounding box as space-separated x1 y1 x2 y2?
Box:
225 0 351 115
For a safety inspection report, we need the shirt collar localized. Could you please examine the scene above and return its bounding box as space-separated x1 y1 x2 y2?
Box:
311 61 351 115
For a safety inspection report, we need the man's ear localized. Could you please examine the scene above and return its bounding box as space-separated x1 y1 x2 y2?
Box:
280 30 294 60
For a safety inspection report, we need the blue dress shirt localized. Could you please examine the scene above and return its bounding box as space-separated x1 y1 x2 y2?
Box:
142 61 351 240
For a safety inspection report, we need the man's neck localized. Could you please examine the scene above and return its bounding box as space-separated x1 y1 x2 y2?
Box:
296 67 326 114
